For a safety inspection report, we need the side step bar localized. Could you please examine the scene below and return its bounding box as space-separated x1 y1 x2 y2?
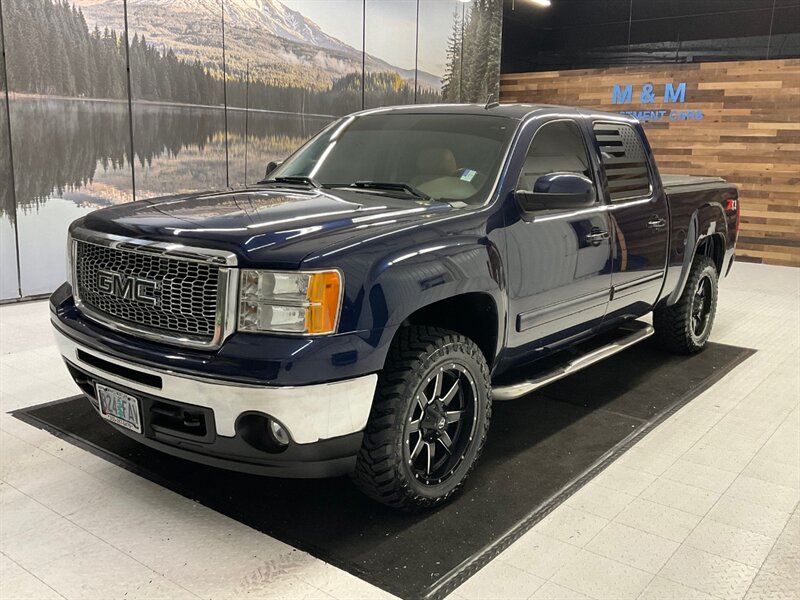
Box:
493 321 655 401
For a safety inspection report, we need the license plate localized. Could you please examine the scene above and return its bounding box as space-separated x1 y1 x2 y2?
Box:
96 384 142 434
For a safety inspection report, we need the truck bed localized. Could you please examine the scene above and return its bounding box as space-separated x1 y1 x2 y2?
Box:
662 174 728 191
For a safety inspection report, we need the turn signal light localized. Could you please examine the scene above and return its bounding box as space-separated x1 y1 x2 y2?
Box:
306 271 342 334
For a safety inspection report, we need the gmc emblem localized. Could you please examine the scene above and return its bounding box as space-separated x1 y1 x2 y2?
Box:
97 270 160 306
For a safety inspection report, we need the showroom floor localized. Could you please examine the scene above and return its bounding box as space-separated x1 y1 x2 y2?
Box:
1 261 798 600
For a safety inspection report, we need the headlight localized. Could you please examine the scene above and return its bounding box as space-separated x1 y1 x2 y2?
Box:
238 270 343 335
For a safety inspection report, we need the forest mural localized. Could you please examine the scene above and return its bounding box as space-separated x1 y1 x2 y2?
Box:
442 0 503 103
0 0 503 299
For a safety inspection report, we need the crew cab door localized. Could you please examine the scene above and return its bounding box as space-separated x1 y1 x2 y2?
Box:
503 118 612 364
588 121 669 321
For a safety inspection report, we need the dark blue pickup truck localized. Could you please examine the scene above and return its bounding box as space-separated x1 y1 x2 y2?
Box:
51 104 740 510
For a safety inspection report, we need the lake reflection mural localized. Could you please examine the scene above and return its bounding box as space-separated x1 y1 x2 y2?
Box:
1 17 18 301
0 0 502 299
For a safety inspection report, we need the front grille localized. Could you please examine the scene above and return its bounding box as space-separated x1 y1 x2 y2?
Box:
75 240 220 341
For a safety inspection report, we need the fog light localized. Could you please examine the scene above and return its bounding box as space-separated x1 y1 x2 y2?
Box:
269 420 290 446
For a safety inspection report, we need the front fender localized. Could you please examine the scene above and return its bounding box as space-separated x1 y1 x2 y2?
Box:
351 234 505 350
301 205 508 375
368 235 503 325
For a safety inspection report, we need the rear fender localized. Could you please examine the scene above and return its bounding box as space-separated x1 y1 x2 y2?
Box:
666 203 727 306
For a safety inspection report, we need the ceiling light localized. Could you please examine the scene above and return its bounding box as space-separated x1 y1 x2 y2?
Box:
530 0 552 6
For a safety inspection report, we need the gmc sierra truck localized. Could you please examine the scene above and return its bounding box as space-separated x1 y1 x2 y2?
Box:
51 104 740 511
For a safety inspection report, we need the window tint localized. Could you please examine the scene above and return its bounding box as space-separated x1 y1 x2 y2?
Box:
593 123 652 201
518 120 593 193
273 114 516 205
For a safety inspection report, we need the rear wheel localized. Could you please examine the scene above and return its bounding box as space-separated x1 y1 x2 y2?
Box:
352 326 491 512
654 255 718 354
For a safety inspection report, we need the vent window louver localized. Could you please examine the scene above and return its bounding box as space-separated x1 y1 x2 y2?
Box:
593 123 652 201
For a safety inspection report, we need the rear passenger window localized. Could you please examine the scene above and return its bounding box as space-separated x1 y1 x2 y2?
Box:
593 123 652 201
518 120 594 195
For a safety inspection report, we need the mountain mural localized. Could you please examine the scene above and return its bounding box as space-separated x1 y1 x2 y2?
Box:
0 0 504 300
73 0 442 91
223 0 356 52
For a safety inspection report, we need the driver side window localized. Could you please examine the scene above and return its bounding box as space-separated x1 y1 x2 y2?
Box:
518 120 594 197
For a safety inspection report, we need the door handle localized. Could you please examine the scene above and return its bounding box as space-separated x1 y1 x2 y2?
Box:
648 217 667 230
585 230 609 246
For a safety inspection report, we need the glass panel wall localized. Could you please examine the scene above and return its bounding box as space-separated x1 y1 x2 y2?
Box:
772 0 800 59
629 0 774 64
418 0 464 103
4 0 134 296
280 0 365 116
501 0 798 72
0 8 20 300
460 0 502 103
364 0 418 109
126 0 228 198
0 0 504 299
223 0 348 185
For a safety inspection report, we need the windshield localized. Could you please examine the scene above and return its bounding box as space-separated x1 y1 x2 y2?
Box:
270 112 516 205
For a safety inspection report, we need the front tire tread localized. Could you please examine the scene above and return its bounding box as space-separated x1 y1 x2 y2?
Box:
352 326 491 512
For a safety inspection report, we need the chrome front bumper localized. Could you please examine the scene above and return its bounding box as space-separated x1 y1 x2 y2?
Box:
52 324 378 445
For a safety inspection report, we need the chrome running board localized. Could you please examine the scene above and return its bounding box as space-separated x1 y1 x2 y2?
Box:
492 321 655 401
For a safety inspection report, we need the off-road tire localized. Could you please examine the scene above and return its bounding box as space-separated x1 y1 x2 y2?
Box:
653 255 718 354
352 326 491 512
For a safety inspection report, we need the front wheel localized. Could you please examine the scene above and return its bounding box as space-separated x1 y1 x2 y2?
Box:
654 255 718 354
352 326 491 512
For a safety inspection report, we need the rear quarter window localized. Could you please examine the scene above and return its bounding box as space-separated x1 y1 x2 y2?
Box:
593 122 652 201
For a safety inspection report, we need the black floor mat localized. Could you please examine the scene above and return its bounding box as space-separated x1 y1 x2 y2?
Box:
13 340 753 600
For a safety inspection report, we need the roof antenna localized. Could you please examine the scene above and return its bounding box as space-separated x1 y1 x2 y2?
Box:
485 93 500 110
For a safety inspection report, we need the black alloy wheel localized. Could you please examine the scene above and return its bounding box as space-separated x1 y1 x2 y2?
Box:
405 364 477 485
691 273 714 340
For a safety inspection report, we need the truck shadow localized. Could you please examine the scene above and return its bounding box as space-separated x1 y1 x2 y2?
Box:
14 340 753 600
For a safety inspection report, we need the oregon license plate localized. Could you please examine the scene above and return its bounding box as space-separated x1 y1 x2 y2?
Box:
96 384 142 434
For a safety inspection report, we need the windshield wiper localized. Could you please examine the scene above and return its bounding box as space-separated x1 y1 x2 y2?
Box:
346 181 431 201
257 176 321 188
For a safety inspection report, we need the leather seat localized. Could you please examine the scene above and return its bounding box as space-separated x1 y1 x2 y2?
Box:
412 148 459 186
517 122 592 191
518 155 590 191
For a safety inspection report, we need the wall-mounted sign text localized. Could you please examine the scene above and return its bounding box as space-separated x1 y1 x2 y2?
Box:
611 82 704 122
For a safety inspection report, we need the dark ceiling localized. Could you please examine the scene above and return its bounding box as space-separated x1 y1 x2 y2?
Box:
501 0 800 73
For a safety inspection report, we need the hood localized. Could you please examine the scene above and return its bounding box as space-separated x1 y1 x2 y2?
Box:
79 186 457 267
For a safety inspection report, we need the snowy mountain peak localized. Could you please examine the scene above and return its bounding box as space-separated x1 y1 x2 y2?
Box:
76 0 442 90
224 0 347 51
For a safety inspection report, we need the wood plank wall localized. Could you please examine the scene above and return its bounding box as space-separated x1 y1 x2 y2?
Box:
500 59 800 267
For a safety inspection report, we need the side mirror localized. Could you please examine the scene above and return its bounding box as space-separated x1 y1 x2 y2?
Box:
264 160 283 179
516 172 596 212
